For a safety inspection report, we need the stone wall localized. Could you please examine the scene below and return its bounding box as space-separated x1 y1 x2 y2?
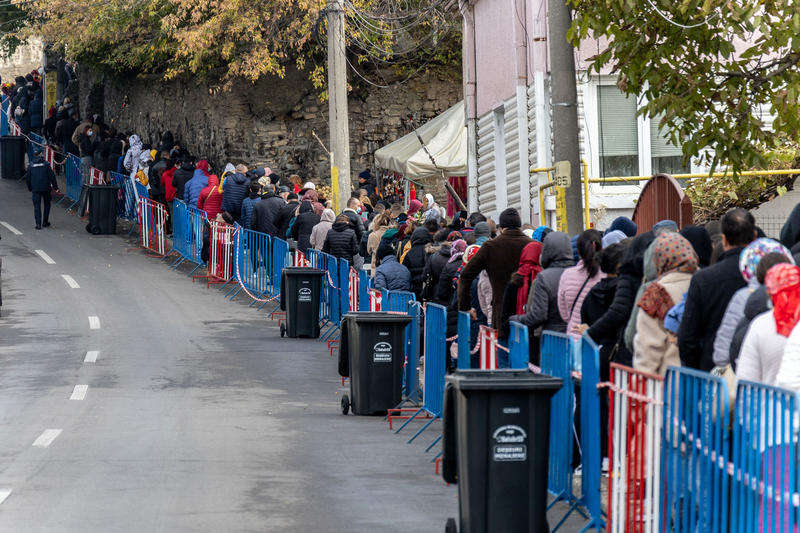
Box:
0 39 43 84
79 66 461 198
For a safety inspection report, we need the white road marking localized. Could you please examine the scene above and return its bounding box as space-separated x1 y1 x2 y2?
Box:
34 249 56 264
0 489 11 505
61 274 80 288
84 350 99 363
69 385 88 401
88 316 101 330
0 221 21 235
32 429 62 448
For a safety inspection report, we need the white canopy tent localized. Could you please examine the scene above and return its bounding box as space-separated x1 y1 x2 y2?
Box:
374 101 467 179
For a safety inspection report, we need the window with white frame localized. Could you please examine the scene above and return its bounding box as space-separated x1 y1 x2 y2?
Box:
597 85 639 179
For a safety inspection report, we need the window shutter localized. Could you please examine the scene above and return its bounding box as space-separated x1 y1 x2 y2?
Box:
650 115 682 158
598 86 638 157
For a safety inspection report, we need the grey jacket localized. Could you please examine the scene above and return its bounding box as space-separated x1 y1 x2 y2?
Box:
511 231 575 333
713 285 756 367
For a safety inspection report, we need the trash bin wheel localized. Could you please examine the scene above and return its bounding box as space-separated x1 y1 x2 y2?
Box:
445 518 457 533
280 323 286 338
341 394 350 415
86 223 93 234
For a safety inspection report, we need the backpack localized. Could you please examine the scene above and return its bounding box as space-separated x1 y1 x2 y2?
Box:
285 216 297 239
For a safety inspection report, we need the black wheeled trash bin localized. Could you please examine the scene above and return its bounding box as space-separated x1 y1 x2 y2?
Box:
338 312 412 415
441 370 563 533
0 136 26 179
84 184 119 235
280 267 325 338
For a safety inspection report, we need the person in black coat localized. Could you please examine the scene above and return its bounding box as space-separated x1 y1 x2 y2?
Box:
274 194 300 240
251 184 285 237
679 208 756 371
24 149 60 229
402 227 433 300
422 238 451 301
291 201 321 253
582 232 653 367
172 158 195 201
28 84 43 135
323 215 359 264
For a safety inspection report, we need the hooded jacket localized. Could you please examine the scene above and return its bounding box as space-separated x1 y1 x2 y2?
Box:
251 192 285 236
311 209 336 250
511 231 575 334
291 202 321 253
275 200 300 240
172 160 195 201
162 166 177 202
221 172 250 216
374 255 412 291
148 157 169 197
184 165 210 208
123 135 143 177
422 242 451 300
199 175 222 220
323 221 358 263
401 228 434 300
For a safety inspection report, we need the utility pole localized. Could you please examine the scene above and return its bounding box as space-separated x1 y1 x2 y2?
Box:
548 0 584 233
326 0 352 212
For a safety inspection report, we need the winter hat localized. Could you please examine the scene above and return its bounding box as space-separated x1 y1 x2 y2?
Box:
532 225 552 243
303 182 315 190
652 219 678 236
196 160 210 173
463 244 481 264
473 222 491 241
602 229 627 248
358 169 371 181
377 243 396 263
605 216 638 237
498 208 522 229
448 239 467 263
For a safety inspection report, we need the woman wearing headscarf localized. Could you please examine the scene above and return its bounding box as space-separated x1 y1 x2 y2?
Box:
435 239 467 306
499 242 543 338
713 238 794 367
679 225 713 268
310 209 336 251
633 232 698 376
604 216 637 238
738 264 800 385
623 238 659 351
532 225 552 243
422 193 442 223
558 229 605 340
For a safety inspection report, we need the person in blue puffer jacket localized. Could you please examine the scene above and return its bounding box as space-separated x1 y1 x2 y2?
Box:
184 159 210 208
239 181 261 230
221 165 250 219
374 244 412 291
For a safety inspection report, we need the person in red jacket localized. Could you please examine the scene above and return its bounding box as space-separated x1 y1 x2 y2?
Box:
199 174 222 221
161 158 177 235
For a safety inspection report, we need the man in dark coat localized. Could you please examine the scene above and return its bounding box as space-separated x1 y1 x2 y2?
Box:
678 208 756 371
24 149 60 229
342 196 365 243
323 215 359 264
458 208 532 330
251 184 285 237
274 193 300 240
172 157 195 202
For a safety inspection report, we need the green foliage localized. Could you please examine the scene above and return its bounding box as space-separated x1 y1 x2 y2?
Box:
569 0 800 175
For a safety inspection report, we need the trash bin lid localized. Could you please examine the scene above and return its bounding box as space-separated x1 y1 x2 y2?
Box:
343 311 412 325
446 370 563 391
282 267 326 276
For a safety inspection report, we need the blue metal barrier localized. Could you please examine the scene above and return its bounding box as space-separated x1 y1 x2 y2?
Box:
270 237 290 298
404 301 422 403
170 200 188 259
64 154 82 209
230 227 271 303
396 303 447 444
508 321 530 369
108 171 137 222
730 381 798 533
172 205 207 274
358 269 371 311
1 96 7 136
326 255 340 326
339 259 350 316
135 180 149 200
306 249 331 325
540 332 581 515
456 311 470 370
578 335 605 532
382 290 416 313
661 367 730 533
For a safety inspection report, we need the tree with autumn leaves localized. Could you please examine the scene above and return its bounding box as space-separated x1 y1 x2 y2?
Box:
568 0 800 220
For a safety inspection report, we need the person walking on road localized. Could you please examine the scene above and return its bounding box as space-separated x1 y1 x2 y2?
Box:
24 148 60 229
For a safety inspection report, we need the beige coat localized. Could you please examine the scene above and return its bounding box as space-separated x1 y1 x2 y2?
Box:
633 271 692 376
367 226 389 269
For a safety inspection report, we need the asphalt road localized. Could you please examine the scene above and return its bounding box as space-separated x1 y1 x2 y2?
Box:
0 176 459 532
0 173 589 532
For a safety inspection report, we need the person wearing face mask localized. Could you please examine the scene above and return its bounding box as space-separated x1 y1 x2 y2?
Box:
78 124 97 182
